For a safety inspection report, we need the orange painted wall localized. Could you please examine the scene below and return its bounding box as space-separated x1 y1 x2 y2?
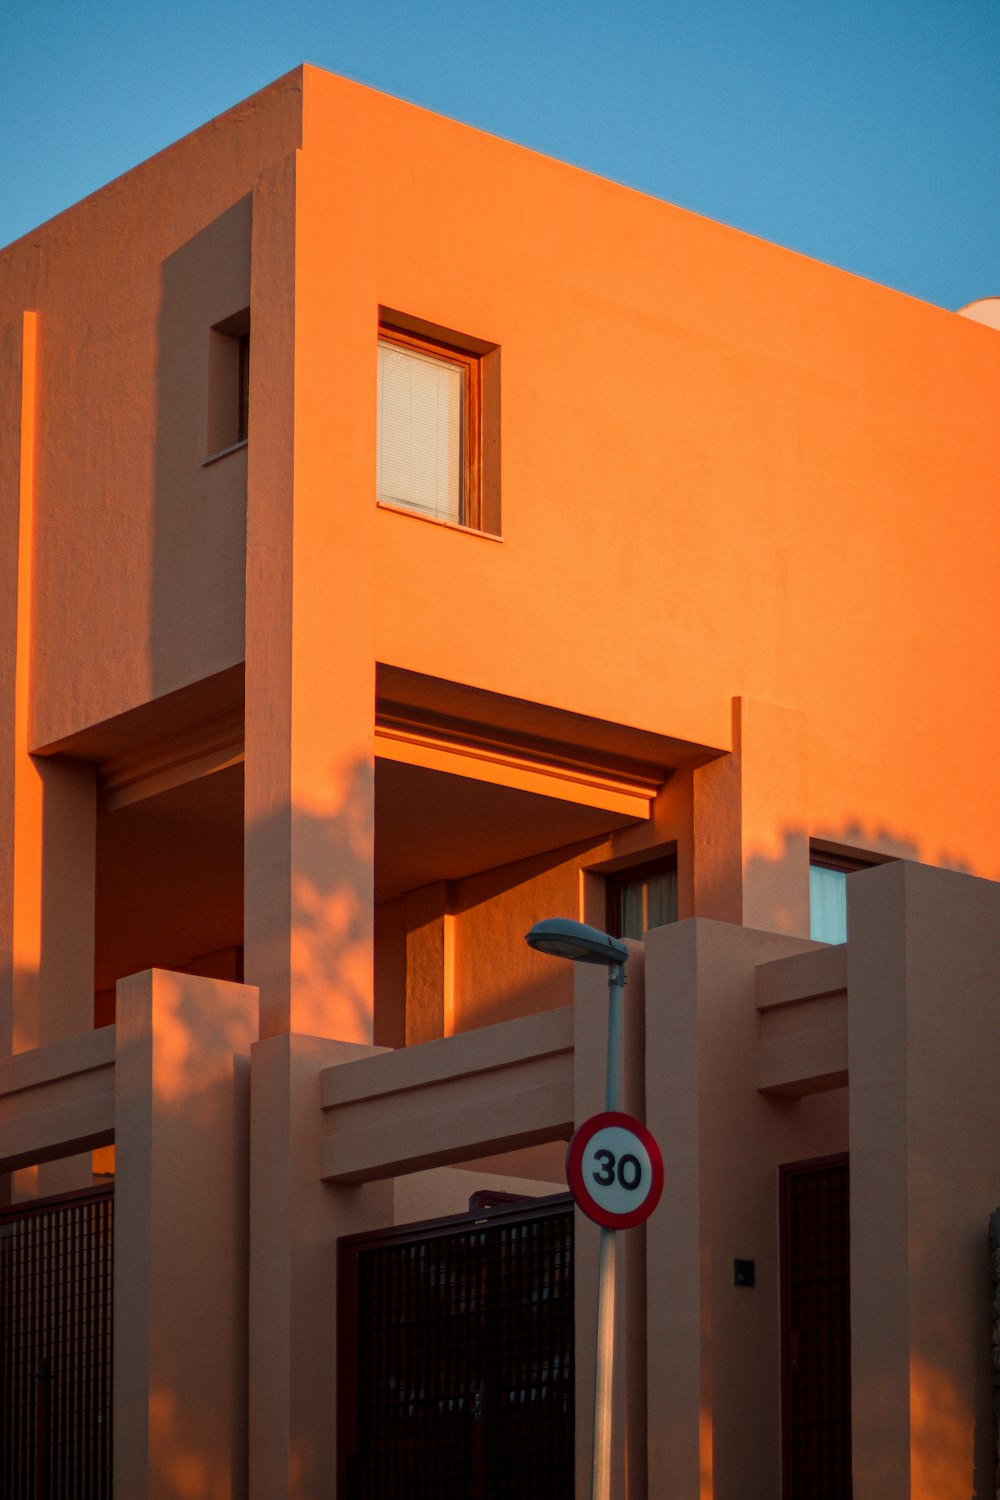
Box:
296 67 1000 879
2 61 998 886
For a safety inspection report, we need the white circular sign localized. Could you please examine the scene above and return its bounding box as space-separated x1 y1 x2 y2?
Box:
566 1111 664 1229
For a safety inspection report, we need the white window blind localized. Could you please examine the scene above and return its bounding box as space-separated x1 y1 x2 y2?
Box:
377 340 464 522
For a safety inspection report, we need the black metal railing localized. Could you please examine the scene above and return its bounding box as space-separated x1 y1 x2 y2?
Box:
341 1196 574 1499
0 1186 113 1500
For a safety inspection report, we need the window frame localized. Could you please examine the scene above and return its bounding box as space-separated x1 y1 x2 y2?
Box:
808 849 874 878
605 853 679 940
377 322 482 531
808 844 889 944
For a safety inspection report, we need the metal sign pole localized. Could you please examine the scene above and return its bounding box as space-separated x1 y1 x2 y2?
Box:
524 922 661 1500
592 1227 616 1500
592 958 625 1500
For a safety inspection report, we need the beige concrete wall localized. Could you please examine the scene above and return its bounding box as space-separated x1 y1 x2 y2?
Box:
392 1164 566 1223
644 919 848 1499
249 1033 392 1500
0 77 303 752
113 969 256 1500
848 861 1000 1500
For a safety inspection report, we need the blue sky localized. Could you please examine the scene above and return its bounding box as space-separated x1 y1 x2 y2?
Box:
2 0 997 309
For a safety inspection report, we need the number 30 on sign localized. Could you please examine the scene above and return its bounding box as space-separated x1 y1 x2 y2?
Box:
566 1111 664 1229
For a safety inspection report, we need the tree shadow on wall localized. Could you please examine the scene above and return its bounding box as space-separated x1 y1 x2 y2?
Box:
244 753 376 1043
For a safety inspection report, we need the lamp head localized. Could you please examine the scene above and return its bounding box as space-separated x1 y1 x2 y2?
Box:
525 917 628 968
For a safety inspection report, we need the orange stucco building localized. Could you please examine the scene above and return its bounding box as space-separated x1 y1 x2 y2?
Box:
1 64 999 1500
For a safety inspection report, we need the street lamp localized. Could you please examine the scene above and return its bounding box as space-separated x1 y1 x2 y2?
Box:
525 917 628 969
524 917 629 1500
525 919 627 1113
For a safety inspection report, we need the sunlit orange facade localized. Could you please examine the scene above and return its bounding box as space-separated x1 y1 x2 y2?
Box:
1 64 999 1499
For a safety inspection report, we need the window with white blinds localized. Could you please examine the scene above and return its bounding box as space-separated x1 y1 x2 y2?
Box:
377 338 466 523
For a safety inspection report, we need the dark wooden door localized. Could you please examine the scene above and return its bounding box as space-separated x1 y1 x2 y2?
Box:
340 1196 574 1500
780 1155 852 1498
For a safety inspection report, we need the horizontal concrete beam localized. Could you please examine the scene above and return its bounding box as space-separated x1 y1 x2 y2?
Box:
0 1027 116 1170
320 1007 574 1182
756 946 848 1097
755 942 847 1007
374 726 656 819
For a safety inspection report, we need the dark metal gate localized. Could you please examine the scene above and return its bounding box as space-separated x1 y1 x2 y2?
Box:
0 1186 113 1500
780 1155 851 1499
339 1194 574 1500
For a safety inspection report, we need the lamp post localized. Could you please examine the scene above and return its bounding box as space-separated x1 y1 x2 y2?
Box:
524 918 629 1500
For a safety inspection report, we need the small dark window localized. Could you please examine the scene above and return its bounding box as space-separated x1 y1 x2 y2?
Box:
207 308 250 456
236 331 250 444
606 856 678 940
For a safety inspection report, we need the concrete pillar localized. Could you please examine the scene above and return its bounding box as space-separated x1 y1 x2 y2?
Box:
0 311 32 1061
405 881 455 1044
113 968 256 1500
16 756 97 1195
1 310 96 1196
243 149 377 1043
248 1033 391 1500
11 754 96 1057
643 919 846 1499
692 697 810 936
848 861 1000 1500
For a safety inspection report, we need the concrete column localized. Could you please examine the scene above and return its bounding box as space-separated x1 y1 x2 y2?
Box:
243 149 377 1043
1 310 96 1196
3 312 96 1055
17 756 97 1195
848 861 1000 1500
248 1033 391 1500
405 881 455 1044
0 312 31 1061
643 923 705 1498
12 757 96 1056
643 919 846 1499
692 697 810 936
113 969 256 1500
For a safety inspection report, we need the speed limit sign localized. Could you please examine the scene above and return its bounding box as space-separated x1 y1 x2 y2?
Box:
566 1111 664 1229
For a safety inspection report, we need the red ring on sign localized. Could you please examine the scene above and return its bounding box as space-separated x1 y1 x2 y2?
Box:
566 1110 664 1229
